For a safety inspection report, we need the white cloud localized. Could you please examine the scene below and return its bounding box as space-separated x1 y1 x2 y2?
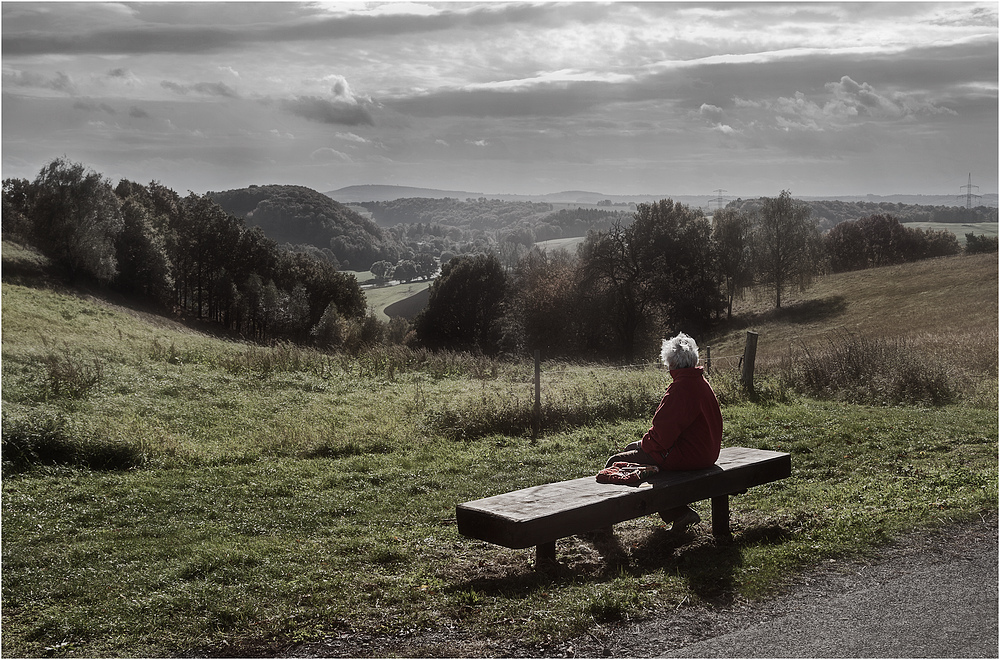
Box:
699 103 726 124
311 147 351 162
335 131 369 143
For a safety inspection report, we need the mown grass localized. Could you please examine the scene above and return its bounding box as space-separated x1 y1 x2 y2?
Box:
364 280 432 321
2 245 997 657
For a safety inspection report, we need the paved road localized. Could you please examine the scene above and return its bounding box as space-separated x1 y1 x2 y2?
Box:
664 521 998 658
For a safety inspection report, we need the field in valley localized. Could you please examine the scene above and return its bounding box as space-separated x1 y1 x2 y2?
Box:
1 243 996 657
363 280 433 321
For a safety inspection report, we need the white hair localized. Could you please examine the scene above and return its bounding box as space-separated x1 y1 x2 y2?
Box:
660 332 699 369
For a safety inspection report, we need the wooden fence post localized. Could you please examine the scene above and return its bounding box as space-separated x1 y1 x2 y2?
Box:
533 350 541 437
741 331 758 392
705 346 711 375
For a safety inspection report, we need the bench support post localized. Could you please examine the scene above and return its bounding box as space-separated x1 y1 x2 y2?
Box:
711 494 732 541
536 541 556 569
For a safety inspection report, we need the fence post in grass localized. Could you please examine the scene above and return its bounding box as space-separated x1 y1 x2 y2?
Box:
533 350 541 437
706 346 711 375
741 331 758 392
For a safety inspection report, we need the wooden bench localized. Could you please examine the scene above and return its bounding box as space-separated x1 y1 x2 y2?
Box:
456 446 791 566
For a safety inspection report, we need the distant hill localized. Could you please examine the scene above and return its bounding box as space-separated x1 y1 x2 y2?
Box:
208 184 405 270
327 185 999 209
326 185 484 203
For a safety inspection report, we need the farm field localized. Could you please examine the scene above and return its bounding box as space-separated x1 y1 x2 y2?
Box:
363 280 433 320
1 244 996 657
534 235 587 254
902 221 998 245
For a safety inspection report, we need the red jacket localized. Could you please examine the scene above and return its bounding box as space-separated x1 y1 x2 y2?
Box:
639 366 723 470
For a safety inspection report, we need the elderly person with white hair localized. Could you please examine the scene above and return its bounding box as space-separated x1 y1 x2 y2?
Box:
604 332 723 531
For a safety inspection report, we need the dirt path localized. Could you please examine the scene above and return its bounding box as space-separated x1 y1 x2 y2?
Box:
279 518 997 658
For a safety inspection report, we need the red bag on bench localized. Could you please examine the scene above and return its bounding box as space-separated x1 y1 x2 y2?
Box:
596 462 659 485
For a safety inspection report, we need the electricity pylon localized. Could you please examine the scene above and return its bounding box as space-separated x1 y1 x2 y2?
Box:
959 173 981 208
709 189 728 212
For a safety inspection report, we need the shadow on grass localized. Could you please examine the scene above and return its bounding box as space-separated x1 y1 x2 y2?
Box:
721 296 848 334
764 296 848 325
447 521 794 606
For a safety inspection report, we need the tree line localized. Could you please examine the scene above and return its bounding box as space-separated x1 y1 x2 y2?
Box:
208 185 403 271
728 197 998 233
3 158 369 347
4 158 990 362
412 192 984 362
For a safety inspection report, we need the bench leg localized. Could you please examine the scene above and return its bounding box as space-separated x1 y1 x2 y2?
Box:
711 495 733 542
535 541 557 569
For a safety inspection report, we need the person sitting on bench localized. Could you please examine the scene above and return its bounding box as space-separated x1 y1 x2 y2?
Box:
604 332 723 531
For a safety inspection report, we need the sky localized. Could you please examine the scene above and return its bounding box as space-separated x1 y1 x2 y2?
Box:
2 1 998 198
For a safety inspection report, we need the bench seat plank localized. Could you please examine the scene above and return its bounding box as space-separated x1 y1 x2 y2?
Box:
456 446 790 550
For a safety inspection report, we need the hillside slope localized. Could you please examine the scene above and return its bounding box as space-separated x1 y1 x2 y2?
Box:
704 252 998 376
208 184 405 270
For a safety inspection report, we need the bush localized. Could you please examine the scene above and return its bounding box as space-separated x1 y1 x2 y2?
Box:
966 233 999 254
2 412 144 474
782 333 958 406
41 351 105 399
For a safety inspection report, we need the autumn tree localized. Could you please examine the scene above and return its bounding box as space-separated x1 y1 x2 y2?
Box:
578 200 722 362
415 253 507 354
509 247 580 356
711 208 753 319
114 197 174 304
27 158 124 282
394 259 418 283
1 177 35 239
752 191 819 308
371 260 393 284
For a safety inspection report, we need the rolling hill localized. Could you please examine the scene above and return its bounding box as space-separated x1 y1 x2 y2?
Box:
703 252 998 378
208 184 405 270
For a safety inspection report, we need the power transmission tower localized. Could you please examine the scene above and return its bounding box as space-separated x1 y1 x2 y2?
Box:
709 188 728 212
959 173 981 208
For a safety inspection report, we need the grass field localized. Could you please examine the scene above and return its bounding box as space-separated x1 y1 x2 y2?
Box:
534 236 587 254
363 280 433 321
1 243 996 657
902 221 998 245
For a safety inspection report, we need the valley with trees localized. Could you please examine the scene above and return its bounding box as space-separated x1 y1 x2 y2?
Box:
4 157 994 363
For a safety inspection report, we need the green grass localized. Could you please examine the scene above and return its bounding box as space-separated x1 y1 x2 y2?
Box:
534 236 587 253
2 243 997 657
363 280 432 321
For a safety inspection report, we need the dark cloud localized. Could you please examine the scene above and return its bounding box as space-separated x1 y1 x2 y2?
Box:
1 3 570 56
72 100 116 114
129 106 150 119
2 69 75 93
161 80 239 98
280 96 374 126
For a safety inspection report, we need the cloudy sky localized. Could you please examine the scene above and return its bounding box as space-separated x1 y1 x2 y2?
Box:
3 1 997 197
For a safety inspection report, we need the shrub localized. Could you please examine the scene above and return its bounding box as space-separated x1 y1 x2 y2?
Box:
966 233 999 254
782 333 958 405
41 351 104 399
2 412 144 474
